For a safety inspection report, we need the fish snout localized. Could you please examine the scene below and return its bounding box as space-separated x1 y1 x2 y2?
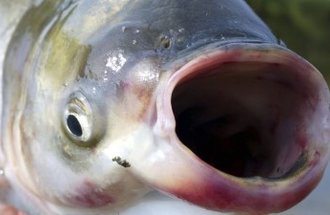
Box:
132 44 330 213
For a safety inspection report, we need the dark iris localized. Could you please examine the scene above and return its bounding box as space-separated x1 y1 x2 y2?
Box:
66 115 83 137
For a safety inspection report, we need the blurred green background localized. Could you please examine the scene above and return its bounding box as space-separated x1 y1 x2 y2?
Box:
247 0 330 82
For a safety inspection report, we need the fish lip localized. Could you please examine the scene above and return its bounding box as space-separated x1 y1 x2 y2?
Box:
152 43 330 213
158 42 329 133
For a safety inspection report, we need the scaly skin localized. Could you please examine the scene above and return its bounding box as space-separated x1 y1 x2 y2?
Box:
0 1 329 214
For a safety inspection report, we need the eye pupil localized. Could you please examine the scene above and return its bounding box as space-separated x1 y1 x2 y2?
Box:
67 115 83 137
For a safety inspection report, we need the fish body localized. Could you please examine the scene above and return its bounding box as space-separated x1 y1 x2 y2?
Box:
0 0 329 214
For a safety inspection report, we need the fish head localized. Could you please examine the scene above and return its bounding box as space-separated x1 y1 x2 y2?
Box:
2 1 159 212
1 0 330 214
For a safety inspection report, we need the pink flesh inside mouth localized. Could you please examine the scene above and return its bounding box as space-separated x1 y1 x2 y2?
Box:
160 45 330 213
173 61 311 178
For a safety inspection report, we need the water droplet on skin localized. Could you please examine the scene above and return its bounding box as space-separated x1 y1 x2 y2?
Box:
219 34 225 40
106 52 127 73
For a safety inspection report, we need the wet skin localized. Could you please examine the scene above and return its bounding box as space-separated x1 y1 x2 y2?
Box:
0 0 329 214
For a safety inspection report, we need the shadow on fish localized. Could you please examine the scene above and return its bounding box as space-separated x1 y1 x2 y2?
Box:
0 0 329 214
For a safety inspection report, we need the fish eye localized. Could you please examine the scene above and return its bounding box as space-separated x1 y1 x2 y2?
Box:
66 114 83 137
62 92 94 145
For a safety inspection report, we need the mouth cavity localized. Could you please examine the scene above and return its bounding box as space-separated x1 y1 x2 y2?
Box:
171 48 318 180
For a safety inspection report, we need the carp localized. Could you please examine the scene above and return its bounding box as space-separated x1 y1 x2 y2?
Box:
0 0 329 214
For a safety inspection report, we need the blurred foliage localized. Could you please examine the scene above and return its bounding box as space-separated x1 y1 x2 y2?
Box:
247 0 330 81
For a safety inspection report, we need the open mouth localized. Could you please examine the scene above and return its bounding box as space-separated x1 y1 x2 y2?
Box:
139 45 329 213
170 47 319 179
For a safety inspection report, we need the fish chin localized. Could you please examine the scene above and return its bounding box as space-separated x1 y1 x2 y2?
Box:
136 43 330 214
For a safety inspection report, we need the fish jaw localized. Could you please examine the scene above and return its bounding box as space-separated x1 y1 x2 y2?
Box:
131 43 330 214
